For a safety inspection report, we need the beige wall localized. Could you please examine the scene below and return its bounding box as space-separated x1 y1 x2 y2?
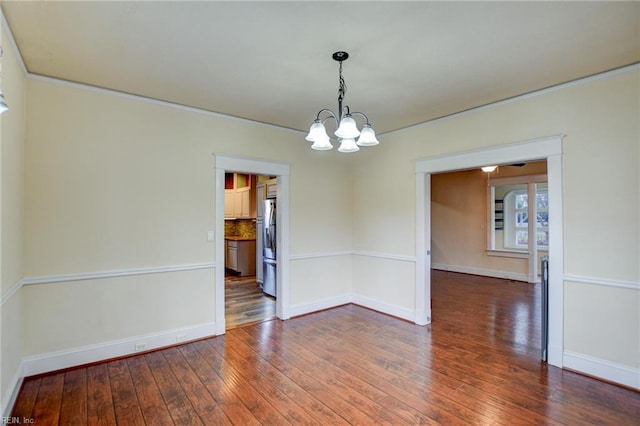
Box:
21 77 354 359
1 22 26 412
353 69 639 369
431 162 547 280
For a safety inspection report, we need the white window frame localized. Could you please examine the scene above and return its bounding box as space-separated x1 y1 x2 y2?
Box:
503 187 549 250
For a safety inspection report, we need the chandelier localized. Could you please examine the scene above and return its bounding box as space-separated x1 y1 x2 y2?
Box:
305 51 379 153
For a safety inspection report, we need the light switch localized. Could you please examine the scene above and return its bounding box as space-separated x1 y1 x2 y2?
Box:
207 231 214 242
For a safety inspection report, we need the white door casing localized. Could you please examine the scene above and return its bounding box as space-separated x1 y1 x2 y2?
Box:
213 155 291 335
415 135 564 368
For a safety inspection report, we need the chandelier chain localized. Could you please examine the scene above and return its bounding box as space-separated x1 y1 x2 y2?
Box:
338 60 347 102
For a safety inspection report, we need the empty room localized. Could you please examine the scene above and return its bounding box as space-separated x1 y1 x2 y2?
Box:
1 1 639 424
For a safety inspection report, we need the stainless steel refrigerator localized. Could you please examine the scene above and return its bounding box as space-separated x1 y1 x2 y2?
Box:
262 199 277 297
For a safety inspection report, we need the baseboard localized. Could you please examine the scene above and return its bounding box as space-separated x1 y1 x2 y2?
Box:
563 350 640 390
22 321 217 378
352 294 415 322
289 294 353 318
1 360 24 417
432 263 529 282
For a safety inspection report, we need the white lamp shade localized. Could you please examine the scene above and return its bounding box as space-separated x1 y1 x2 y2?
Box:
311 136 333 151
356 124 379 146
334 115 360 139
305 120 329 142
481 165 498 172
338 138 359 153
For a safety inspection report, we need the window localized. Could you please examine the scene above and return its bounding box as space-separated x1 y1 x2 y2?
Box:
504 185 548 249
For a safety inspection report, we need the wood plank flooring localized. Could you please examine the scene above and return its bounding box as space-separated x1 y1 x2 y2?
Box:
225 274 275 329
11 271 640 424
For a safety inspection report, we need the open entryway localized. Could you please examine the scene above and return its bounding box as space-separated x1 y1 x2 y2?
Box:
223 172 278 329
213 155 291 335
415 135 564 368
430 160 549 362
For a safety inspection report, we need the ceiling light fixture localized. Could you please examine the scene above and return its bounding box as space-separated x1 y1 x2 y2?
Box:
305 51 379 153
481 165 498 173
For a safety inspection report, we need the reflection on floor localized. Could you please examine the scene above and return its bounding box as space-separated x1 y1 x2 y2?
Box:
225 274 275 329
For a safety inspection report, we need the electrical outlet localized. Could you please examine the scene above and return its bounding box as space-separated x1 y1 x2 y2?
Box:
176 334 188 343
207 231 214 242
134 342 148 352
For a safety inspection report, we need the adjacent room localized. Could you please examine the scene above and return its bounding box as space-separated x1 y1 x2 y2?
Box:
1 1 638 423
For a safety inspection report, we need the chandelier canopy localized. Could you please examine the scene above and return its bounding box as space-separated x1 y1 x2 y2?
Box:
305 51 379 153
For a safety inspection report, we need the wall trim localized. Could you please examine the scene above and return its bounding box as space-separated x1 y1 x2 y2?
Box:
1 361 24 418
415 135 564 174
290 294 353 318
352 294 415 322
353 250 417 263
20 262 215 286
385 63 640 137
432 263 529 282
290 250 416 263
0 278 24 306
290 251 351 261
291 293 416 324
563 350 640 390
563 274 639 291
22 321 217 378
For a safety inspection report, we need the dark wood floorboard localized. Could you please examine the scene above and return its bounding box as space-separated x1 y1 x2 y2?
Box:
10 270 640 424
225 274 275 329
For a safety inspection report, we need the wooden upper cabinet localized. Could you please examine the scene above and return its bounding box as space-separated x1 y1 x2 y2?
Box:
224 173 257 219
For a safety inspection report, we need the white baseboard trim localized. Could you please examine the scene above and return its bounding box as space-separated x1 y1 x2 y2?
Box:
1 361 24 418
290 293 417 324
563 350 640 390
22 321 217 378
432 263 529 282
289 294 353 318
352 294 415 323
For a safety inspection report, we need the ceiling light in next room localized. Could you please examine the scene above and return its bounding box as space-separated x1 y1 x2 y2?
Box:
305 51 379 153
481 165 498 173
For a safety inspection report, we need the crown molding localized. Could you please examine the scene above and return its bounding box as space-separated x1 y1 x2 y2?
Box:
2 8 638 138
384 63 640 136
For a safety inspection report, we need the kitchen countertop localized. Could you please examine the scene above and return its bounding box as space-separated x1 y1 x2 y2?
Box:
225 236 256 241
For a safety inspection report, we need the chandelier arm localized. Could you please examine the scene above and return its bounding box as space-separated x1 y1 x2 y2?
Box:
350 111 371 125
315 108 339 126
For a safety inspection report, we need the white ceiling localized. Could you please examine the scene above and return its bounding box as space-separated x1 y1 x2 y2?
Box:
2 1 639 135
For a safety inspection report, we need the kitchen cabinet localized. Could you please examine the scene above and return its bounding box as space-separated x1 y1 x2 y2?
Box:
266 178 277 199
225 238 256 276
224 173 257 218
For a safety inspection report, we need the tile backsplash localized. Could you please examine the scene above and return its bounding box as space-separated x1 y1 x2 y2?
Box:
225 219 256 238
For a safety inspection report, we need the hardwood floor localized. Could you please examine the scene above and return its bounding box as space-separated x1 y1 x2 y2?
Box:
225 274 275 329
11 271 640 424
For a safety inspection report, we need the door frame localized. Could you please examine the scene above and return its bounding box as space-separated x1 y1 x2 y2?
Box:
415 135 564 368
213 154 291 335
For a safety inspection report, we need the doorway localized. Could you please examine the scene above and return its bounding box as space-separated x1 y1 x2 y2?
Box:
223 172 277 329
430 162 548 360
213 155 291 335
415 135 564 368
